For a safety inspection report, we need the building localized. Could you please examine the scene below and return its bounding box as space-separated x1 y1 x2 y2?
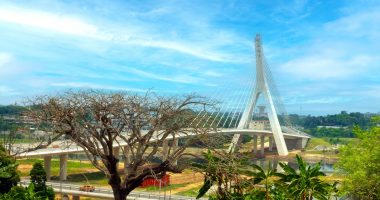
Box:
249 120 271 130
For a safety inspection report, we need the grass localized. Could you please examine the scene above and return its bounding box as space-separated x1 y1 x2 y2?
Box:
56 171 109 186
335 137 359 145
305 137 360 151
176 186 203 197
17 158 97 177
305 138 332 150
137 183 188 192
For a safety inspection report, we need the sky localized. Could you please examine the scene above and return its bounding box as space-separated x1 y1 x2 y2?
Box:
0 0 380 115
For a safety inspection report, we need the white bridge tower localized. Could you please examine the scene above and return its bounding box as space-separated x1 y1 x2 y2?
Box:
229 34 289 156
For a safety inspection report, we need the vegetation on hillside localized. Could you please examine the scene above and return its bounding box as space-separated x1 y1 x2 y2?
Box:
335 117 380 199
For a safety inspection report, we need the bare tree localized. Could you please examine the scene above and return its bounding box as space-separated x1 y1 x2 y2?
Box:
25 91 214 200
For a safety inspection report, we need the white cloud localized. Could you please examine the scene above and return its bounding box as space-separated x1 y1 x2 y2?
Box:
0 85 20 96
0 5 247 63
50 82 147 92
280 54 376 80
278 6 380 81
0 52 12 66
324 8 380 39
129 39 239 63
0 6 109 40
124 67 201 84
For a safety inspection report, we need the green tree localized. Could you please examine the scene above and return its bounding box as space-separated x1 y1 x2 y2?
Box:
193 150 246 200
0 183 47 200
29 162 54 200
248 164 277 200
335 117 380 199
0 145 20 194
30 162 46 190
277 154 334 200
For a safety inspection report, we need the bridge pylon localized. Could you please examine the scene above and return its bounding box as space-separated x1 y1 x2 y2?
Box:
228 34 289 156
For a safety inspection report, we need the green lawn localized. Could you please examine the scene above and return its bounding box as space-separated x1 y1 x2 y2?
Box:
137 183 188 192
305 138 332 150
176 186 203 197
17 158 97 177
58 171 109 186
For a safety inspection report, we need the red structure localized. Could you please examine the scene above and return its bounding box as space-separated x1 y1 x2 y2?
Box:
140 174 170 187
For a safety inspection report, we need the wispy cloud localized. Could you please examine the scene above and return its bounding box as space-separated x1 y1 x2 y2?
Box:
0 5 247 63
0 6 107 40
123 66 202 84
280 53 377 80
0 85 20 96
0 1 380 114
0 52 12 67
50 82 147 92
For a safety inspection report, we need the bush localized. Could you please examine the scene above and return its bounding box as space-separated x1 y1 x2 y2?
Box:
0 145 20 194
29 161 54 200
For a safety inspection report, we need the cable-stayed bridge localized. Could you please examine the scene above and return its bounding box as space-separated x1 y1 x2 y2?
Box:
14 34 310 191
190 34 310 155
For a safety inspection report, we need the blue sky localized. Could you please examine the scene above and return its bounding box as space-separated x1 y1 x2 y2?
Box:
0 0 380 115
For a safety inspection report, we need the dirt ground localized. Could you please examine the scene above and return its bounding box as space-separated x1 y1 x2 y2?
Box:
18 164 33 173
168 169 204 185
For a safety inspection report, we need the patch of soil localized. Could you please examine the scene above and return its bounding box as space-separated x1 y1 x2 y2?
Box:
18 164 33 173
168 170 204 185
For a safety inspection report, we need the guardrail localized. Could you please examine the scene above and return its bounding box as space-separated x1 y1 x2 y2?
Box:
20 180 206 200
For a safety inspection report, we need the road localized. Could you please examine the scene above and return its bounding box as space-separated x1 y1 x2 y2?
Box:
20 179 206 200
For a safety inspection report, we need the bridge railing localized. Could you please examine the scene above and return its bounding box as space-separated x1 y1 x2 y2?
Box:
20 180 206 200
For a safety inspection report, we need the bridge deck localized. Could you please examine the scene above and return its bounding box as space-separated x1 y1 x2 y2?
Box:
15 128 309 158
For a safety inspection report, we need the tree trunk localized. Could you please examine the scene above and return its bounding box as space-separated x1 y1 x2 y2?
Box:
112 186 128 200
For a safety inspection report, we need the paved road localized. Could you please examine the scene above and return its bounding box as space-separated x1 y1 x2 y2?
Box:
20 179 206 200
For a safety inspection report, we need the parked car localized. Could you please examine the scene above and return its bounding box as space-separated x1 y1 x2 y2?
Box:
79 185 95 192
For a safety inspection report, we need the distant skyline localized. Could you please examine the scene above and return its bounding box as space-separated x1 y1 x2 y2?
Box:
1 0 380 115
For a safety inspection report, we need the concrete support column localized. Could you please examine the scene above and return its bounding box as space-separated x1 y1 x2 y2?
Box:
113 146 120 170
260 135 265 155
260 159 265 168
123 146 130 174
59 154 68 181
272 159 279 171
72 195 80 200
173 138 179 166
44 156 52 181
269 137 273 151
162 140 169 161
268 159 273 170
252 135 258 153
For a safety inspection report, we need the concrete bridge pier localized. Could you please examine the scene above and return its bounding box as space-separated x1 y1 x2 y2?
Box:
284 137 309 150
123 146 130 174
113 147 120 169
162 139 169 161
272 159 279 171
60 154 68 181
44 155 52 181
252 135 258 153
260 135 265 155
173 138 179 166
269 137 273 151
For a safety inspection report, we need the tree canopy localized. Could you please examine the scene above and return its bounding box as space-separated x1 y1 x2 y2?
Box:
25 91 214 200
0 145 20 194
335 117 380 199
